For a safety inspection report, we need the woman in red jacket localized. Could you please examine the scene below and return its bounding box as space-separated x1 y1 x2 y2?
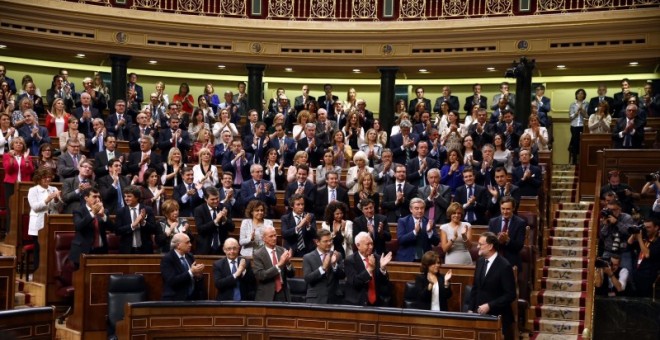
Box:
2 137 35 234
44 98 70 137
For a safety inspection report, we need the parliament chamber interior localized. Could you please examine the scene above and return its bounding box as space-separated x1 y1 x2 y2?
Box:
0 0 659 339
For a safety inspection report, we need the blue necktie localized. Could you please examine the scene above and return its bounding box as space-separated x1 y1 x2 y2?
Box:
231 260 241 301
117 180 124 208
467 186 476 222
179 256 194 297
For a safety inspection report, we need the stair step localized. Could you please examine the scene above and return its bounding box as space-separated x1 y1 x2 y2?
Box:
540 267 588 281
533 305 585 321
532 290 586 308
549 228 590 238
545 256 588 269
552 219 591 228
557 202 594 211
532 333 581 340
551 182 577 189
547 246 588 257
554 210 592 219
540 278 587 292
547 237 588 248
533 318 584 335
553 164 576 171
14 292 26 306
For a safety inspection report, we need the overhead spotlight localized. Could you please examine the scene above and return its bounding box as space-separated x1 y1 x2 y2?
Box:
217 65 226 69
148 60 158 64
352 69 361 73
629 61 639 66
0 45 6 49
556 65 566 69
284 67 293 72
486 67 496 71
75 53 86 58
418 68 428 73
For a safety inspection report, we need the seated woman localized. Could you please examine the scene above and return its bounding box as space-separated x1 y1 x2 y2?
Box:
523 114 549 151
346 151 374 195
316 149 341 188
353 172 379 217
193 147 219 188
439 203 473 265
239 200 273 257
412 251 453 311
189 127 214 164
321 201 354 258
440 149 465 194
588 101 612 134
156 199 191 253
59 116 86 153
28 167 63 271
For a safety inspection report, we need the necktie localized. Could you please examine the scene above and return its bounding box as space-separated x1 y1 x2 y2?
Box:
172 130 178 148
330 189 336 201
131 208 142 248
397 184 403 193
623 121 632 147
211 210 219 251
428 202 435 224
363 257 377 304
255 138 262 163
92 215 101 248
467 186 476 222
295 215 305 252
139 153 149 182
503 218 509 233
271 250 282 292
117 180 124 208
505 130 512 149
72 155 78 168
231 260 241 301
108 151 114 160
483 259 489 277
180 256 194 296
117 115 124 139
98 133 104 152
500 186 505 198
235 158 243 184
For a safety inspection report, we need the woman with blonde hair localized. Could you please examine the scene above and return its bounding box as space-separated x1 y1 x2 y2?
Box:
588 101 612 134
156 200 191 253
161 147 184 187
212 108 238 140
59 116 86 152
353 171 379 217
292 110 311 141
359 128 383 167
239 200 273 257
344 87 358 114
189 127 214 163
193 147 219 188
523 113 549 151
45 98 70 137
345 151 374 195
286 150 314 184
439 202 473 265
155 81 169 107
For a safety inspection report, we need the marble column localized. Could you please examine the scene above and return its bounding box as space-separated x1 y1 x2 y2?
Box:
109 55 130 114
513 57 535 128
378 67 399 135
246 64 265 113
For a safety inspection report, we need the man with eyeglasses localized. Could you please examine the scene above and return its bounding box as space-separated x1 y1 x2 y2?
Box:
57 139 86 180
62 159 97 213
612 104 645 149
213 237 256 301
105 100 132 141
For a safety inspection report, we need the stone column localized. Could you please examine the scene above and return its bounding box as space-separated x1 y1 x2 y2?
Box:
246 64 265 113
109 55 130 114
513 57 535 128
378 67 399 135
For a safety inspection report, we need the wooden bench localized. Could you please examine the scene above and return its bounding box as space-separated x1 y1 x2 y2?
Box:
0 306 55 340
0 256 16 310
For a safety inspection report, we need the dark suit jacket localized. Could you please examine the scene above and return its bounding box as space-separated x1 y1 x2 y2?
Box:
464 95 488 113
173 182 204 217
56 152 82 179
408 98 432 115
114 204 158 254
434 96 460 113
487 184 521 217
285 181 316 213
468 123 496 149
252 246 295 302
406 157 439 187
412 272 453 311
221 152 252 182
129 126 156 152
68 206 113 265
296 137 324 167
18 125 50 155
61 176 97 213
105 113 132 140
612 116 645 148
294 95 316 112
588 96 615 115
98 174 131 215
374 163 395 192
344 253 391 306
382 182 418 223
613 91 639 116
158 128 191 158
315 186 349 217
303 250 345 304
194 204 236 255
453 184 490 225
243 135 269 165
511 164 543 197
93 150 124 178
497 121 524 150
318 95 339 120
268 136 297 167
213 257 256 301
418 184 452 225
389 133 420 166
239 179 276 209
17 93 45 116
395 215 440 262
467 255 516 326
352 214 391 256
413 122 437 141
281 211 317 257
160 250 206 301
126 151 163 177
488 215 526 270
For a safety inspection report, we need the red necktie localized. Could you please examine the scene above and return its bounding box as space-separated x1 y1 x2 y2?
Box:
503 218 509 233
271 250 282 293
93 217 101 248
363 257 376 304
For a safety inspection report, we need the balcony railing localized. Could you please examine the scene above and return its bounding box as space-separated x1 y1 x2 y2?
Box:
64 0 660 21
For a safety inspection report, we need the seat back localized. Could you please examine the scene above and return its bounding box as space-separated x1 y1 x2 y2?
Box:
107 233 121 254
461 285 473 313
54 232 75 287
287 277 307 303
403 281 416 309
107 274 147 336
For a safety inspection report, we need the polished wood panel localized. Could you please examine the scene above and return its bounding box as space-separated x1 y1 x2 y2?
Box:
116 302 502 340
0 256 16 310
0 306 55 340
597 149 660 207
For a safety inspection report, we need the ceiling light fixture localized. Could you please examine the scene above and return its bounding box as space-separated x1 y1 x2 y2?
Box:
75 53 86 58
285 67 293 72
148 60 158 64
217 65 226 69
629 61 639 66
556 65 566 69
418 68 428 73
486 67 496 71
0 45 8 49
352 69 361 73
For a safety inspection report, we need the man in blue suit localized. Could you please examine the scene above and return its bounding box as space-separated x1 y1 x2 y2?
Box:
533 85 552 127
105 100 132 141
487 197 526 272
395 198 440 262
268 123 296 167
127 72 144 114
0 64 17 93
17 109 50 156
160 233 206 301
406 141 439 188
511 149 543 197
239 164 276 212
389 119 420 166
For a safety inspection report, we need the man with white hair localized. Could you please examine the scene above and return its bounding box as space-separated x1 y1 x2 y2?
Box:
396 197 440 262
253 226 295 302
612 104 645 148
297 123 324 167
356 99 374 130
74 91 101 140
239 164 276 209
160 233 206 301
213 238 256 301
344 232 393 306
315 108 336 148
389 119 420 166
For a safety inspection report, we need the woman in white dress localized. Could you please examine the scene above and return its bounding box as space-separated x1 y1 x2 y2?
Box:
212 108 238 141
439 203 473 265
523 114 549 151
28 167 63 271
321 201 353 258
239 200 273 257
588 101 612 134
193 147 218 188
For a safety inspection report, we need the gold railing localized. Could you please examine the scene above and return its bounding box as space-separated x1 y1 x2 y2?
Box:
582 161 602 338
536 0 659 14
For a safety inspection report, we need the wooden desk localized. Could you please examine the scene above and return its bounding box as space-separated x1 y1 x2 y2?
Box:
0 306 55 340
0 256 16 310
117 302 502 340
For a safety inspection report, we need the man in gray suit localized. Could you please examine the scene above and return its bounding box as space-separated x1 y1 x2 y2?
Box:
62 159 97 213
252 226 295 302
315 108 336 148
303 229 345 304
418 168 452 225
57 138 85 180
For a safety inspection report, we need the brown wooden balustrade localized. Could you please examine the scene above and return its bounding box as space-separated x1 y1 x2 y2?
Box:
116 301 503 340
0 306 55 340
0 256 16 310
597 149 660 208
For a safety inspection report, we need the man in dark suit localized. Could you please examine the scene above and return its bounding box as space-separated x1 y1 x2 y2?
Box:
252 226 295 302
406 140 439 188
488 198 526 272
314 109 337 149
395 198 440 262
173 167 205 217
98 158 131 215
214 130 233 165
297 124 324 167
87 118 109 158
588 84 615 115
285 164 316 213
76 77 107 112
315 172 349 217
269 123 297 167
105 100 132 141
17 110 50 156
533 85 552 127
241 109 259 139
303 229 345 304
218 172 241 216
0 64 17 93
469 108 496 150
57 139 85 180
93 135 121 178
194 187 235 255
412 112 436 141
497 110 524 151
433 86 460 113
68 188 113 269
160 233 206 301
511 149 543 197
213 238 256 301
476 144 504 188
468 232 516 340
61 160 97 213
244 122 269 165
129 112 156 152
73 92 101 138
158 115 191 159
17 81 45 116
382 164 419 223
282 194 318 257
487 167 521 217
408 86 432 115
222 139 252 188
454 167 490 225
126 136 163 182
389 119 420 166
46 75 75 113
294 84 316 113
344 232 393 306
114 185 158 254
356 99 375 131
464 83 488 113
491 82 516 112
353 198 391 256
239 164 276 211
418 169 451 225
613 78 639 116
374 149 396 193
318 84 339 120
126 73 144 115
612 104 645 148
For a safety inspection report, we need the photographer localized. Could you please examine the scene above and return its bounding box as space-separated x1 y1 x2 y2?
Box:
599 200 635 273
594 255 629 297
627 218 660 297
600 170 639 214
641 171 660 218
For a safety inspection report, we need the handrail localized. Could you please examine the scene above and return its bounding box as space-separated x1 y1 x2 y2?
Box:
582 153 603 338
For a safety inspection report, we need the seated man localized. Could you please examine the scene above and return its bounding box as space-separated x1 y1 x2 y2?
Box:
395 198 440 262
282 194 318 258
344 232 393 306
511 149 542 197
352 198 391 256
213 238 256 301
97 158 131 215
487 197 526 271
68 188 113 270
382 164 419 223
195 187 235 255
303 229 345 304
285 164 316 213
252 226 295 302
239 164 276 211
454 167 490 225
115 185 158 254
57 139 85 180
160 233 206 301
222 139 252 189
173 166 204 218
418 168 452 225
62 159 97 213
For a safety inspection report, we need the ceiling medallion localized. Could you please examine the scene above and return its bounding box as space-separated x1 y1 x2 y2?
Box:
114 32 128 44
381 44 394 56
516 40 529 51
250 42 263 54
